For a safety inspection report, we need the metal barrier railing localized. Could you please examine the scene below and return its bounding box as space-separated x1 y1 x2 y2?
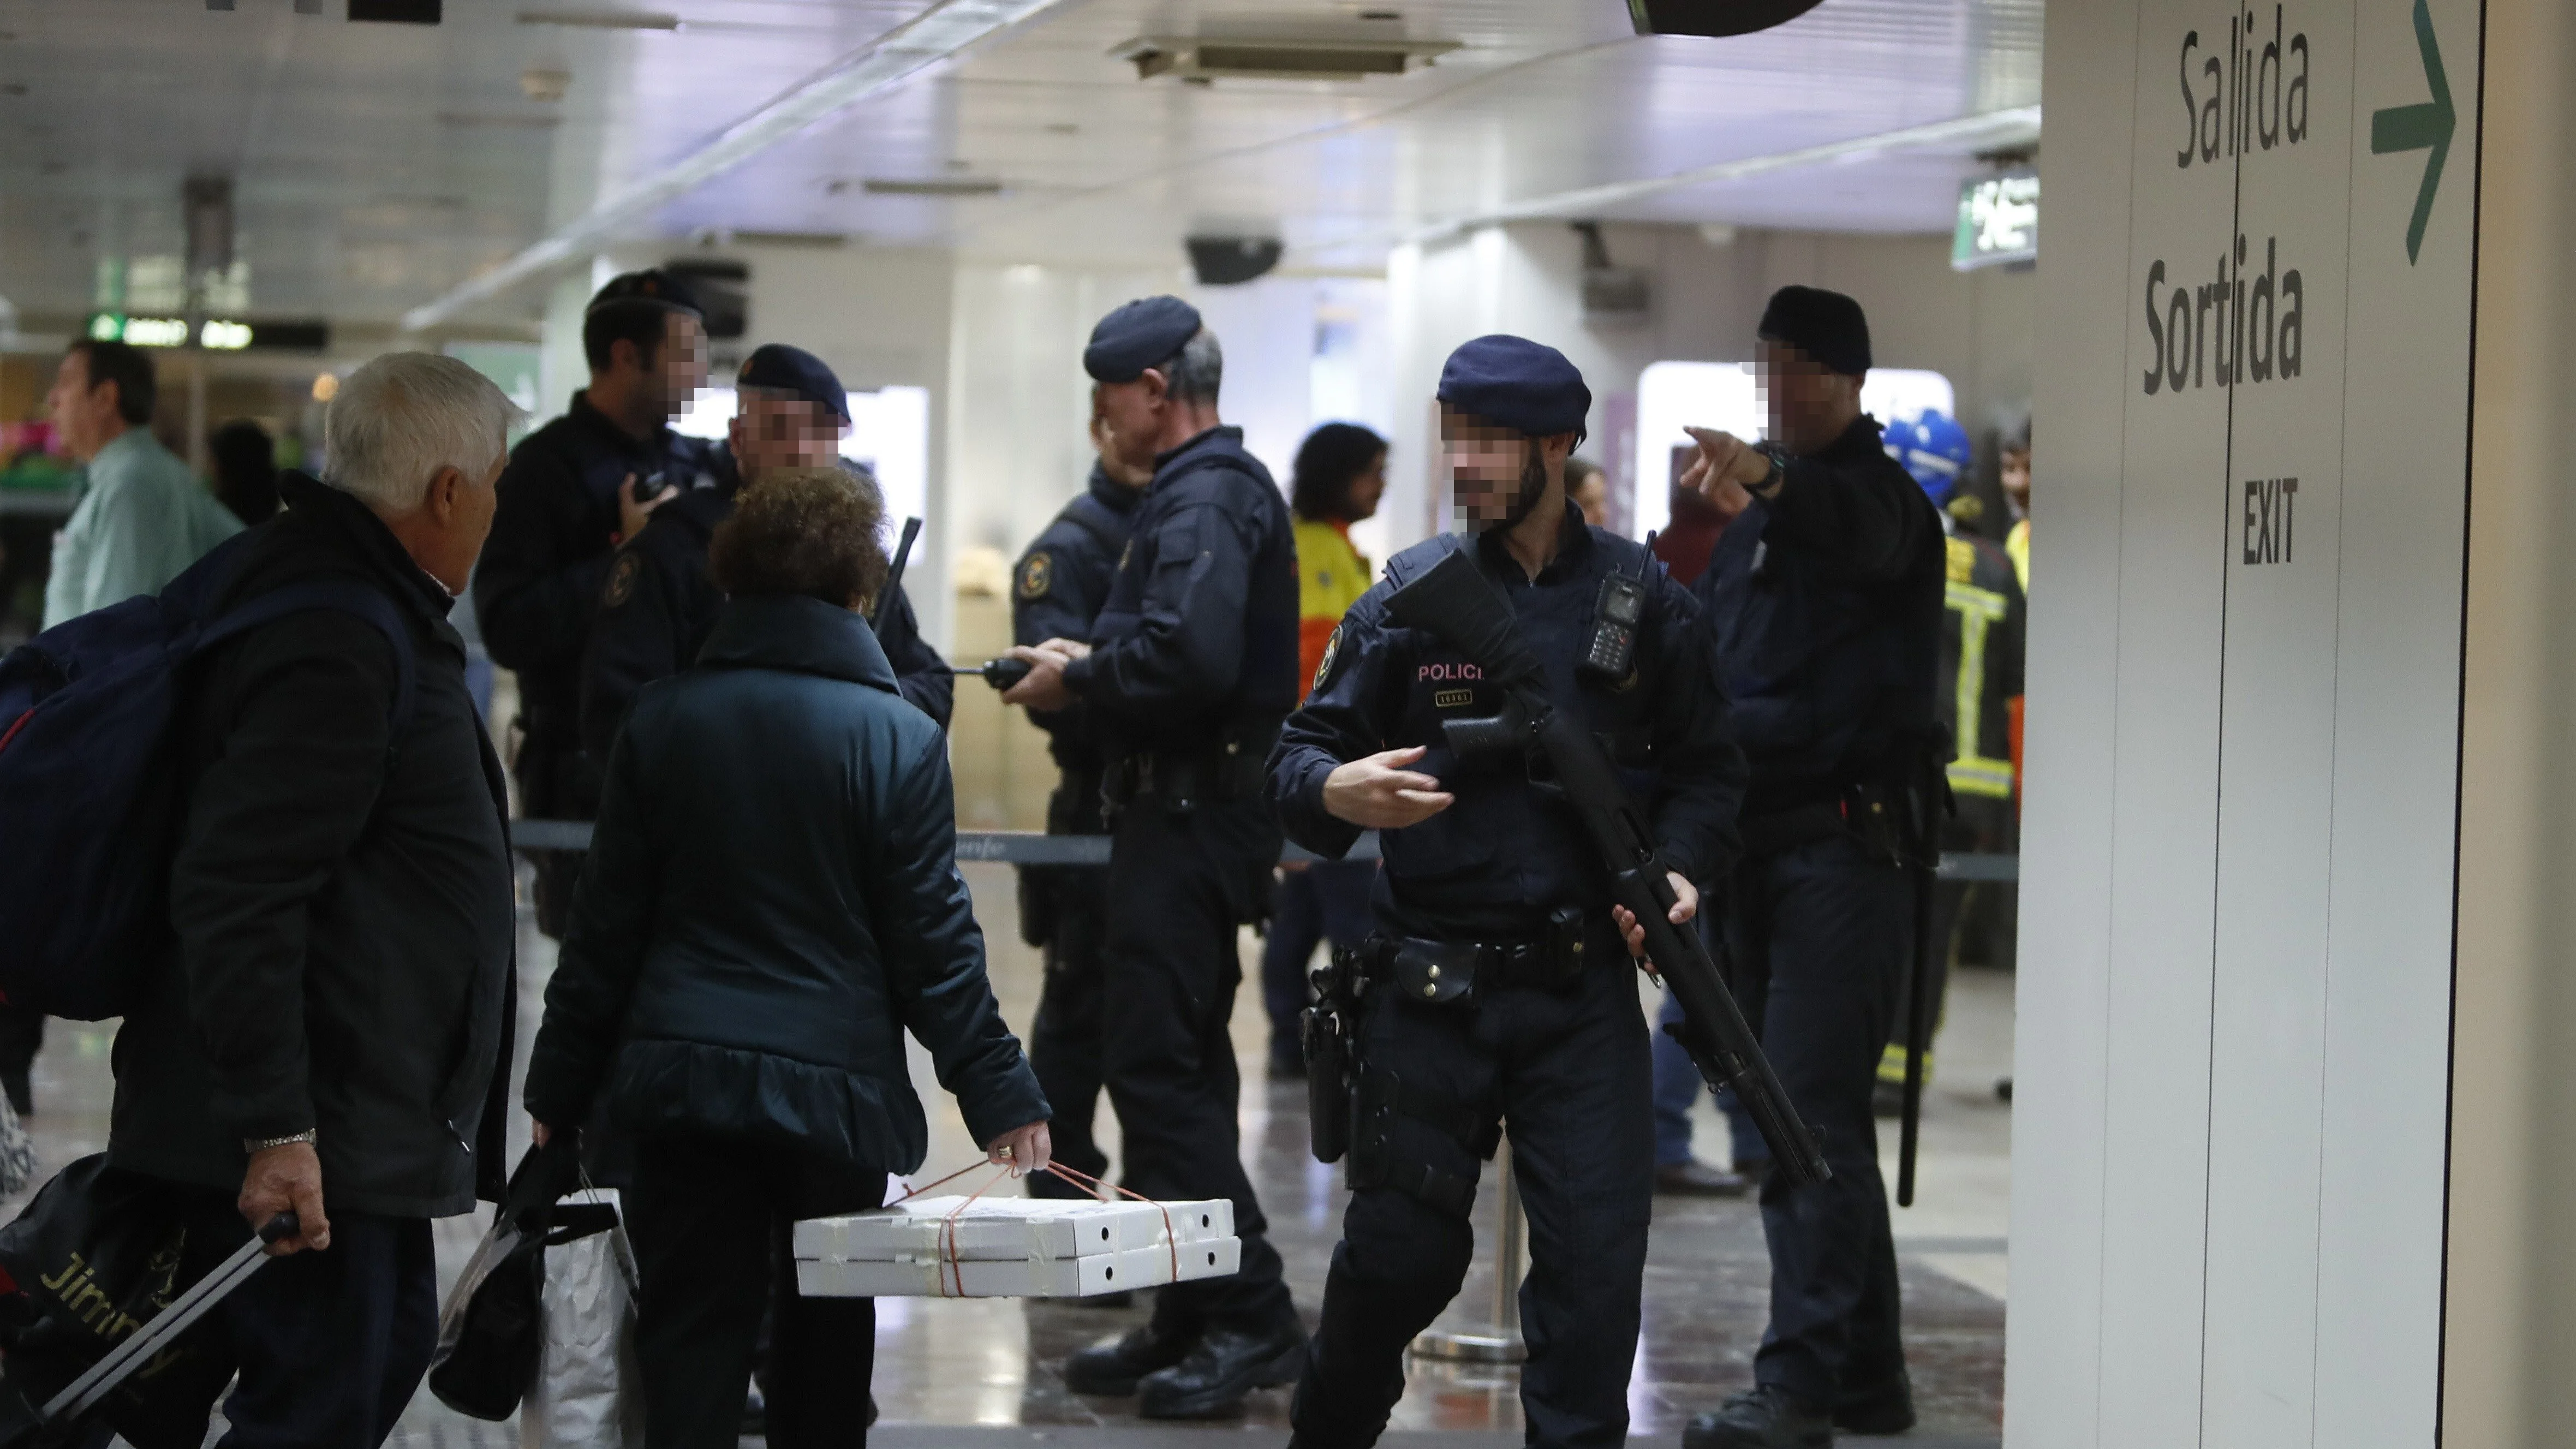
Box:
509 819 2019 879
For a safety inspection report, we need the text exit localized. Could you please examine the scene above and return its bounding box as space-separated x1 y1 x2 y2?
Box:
2243 475 2300 564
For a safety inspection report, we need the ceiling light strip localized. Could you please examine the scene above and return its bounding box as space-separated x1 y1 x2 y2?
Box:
402 0 1067 331
1404 104 2042 246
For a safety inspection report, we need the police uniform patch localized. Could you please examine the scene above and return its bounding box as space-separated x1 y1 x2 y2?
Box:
604 550 642 607
1018 551 1054 600
1313 625 1344 695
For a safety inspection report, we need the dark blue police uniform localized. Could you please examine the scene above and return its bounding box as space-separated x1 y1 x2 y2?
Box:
1694 411 1942 1422
1008 463 1143 1202
475 393 720 933
577 444 952 762
1061 422 1301 1334
1271 508 1745 1449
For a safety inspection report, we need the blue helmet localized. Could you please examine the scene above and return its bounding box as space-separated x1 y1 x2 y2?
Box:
1884 410 1972 505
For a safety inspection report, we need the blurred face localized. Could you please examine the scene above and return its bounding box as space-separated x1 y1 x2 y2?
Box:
1092 374 1167 475
1092 411 1152 489
1345 450 1388 521
2001 448 2031 511
646 312 710 421
1756 339 1863 455
730 391 845 482
1443 409 1571 533
46 350 123 461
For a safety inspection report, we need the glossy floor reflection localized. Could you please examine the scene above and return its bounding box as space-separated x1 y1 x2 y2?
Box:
13 858 2006 1447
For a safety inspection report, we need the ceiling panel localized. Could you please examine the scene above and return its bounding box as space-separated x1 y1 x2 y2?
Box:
0 0 2040 329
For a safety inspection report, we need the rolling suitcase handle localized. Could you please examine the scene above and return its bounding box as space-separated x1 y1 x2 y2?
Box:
35 1212 297 1428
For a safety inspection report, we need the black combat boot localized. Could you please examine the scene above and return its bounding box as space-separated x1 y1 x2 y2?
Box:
1135 1322 1308 1419
1835 1369 1917 1435
1061 1322 1195 1396
1682 1385 1833 1449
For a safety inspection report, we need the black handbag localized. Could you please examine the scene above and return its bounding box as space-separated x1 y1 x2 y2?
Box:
426 1137 581 1421
0 1156 272 1449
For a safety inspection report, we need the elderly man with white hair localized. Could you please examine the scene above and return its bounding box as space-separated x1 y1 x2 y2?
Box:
103 353 521 1449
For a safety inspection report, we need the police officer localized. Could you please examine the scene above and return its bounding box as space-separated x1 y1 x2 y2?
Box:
1678 287 1945 1449
1008 412 1150 1208
1000 297 1305 1418
475 270 717 935
1270 336 1746 1449
579 343 951 760
1870 412 2024 1114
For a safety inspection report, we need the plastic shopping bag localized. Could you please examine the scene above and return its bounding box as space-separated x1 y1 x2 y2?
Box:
519 1189 640 1449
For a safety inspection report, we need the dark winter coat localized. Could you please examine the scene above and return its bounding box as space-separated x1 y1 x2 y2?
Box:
523 594 1046 1172
110 472 517 1218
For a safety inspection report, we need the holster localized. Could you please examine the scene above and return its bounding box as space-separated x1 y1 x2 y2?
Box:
1347 1064 1499 1217
1018 773 1105 949
1301 945 1365 1164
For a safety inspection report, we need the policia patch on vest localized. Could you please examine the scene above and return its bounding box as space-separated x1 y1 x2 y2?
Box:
604 550 643 608
1018 551 1053 600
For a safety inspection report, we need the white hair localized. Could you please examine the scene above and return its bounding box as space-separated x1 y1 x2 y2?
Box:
323 353 521 513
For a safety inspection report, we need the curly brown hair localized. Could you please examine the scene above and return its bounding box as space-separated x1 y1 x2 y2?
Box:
708 466 890 609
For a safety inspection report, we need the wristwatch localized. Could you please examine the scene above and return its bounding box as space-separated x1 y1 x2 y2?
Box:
243 1129 318 1154
1750 442 1791 495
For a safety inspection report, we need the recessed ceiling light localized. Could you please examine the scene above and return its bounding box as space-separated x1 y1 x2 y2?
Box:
517 9 680 29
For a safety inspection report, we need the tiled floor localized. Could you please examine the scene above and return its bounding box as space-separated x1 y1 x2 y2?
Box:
19 860 2008 1447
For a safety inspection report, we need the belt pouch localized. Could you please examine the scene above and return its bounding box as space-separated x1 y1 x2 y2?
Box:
1390 940 1477 1007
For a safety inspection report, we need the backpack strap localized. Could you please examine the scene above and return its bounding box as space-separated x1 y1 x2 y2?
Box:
194 581 419 732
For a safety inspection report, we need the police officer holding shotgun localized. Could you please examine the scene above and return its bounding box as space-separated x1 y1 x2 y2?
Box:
1268 335 1751 1449
1679 287 1946 1449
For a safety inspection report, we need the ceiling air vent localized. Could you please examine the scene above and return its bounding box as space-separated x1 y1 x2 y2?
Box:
1113 34 1458 83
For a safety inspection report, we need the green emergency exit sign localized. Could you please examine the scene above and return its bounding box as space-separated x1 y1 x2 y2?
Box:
1954 172 2040 271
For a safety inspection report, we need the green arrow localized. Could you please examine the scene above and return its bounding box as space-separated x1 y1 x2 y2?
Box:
2369 0 2454 264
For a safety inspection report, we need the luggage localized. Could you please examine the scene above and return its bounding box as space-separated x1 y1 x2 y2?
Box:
0 532 415 1019
0 1187 295 1449
794 1191 1243 1299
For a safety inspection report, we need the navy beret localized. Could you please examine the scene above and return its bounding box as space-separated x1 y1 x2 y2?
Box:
1435 335 1591 438
1757 285 1871 375
586 269 703 319
738 343 850 424
1084 296 1203 383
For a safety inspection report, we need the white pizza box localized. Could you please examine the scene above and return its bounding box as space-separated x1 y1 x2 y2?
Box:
796 1236 1243 1298
793 1195 1235 1263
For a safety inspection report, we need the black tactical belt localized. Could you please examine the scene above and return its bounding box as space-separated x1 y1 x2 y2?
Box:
1361 908 1594 1003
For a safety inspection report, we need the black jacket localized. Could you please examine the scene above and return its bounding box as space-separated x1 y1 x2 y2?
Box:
111 472 517 1218
1695 416 1945 816
1063 427 1301 758
473 393 720 812
1011 464 1144 777
524 594 1046 1172
1271 509 1746 935
578 459 952 762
